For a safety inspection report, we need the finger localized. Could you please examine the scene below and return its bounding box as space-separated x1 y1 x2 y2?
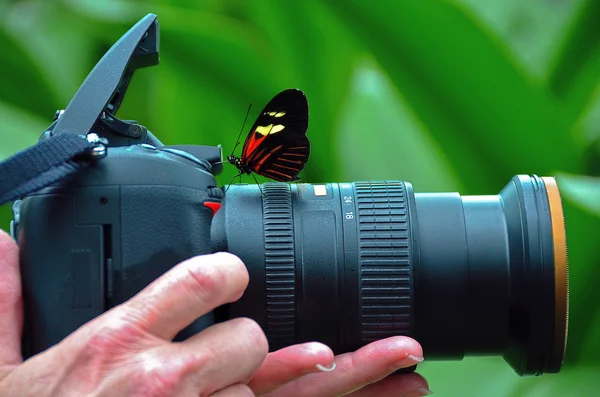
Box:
172 317 268 396
0 230 23 374
210 384 255 397
266 336 423 397
248 342 335 394
345 372 432 397
123 252 249 340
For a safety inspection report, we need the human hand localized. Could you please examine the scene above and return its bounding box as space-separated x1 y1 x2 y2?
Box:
252 336 431 397
0 229 430 396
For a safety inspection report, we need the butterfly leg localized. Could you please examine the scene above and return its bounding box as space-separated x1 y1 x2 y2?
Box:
226 172 242 192
251 173 265 196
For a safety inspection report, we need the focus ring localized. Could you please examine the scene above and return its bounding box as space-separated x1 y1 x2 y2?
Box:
355 181 412 342
262 183 296 350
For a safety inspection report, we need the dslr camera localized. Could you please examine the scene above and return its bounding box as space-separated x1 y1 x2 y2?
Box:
3 14 568 376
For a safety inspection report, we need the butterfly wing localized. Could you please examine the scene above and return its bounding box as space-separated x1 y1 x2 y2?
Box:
240 89 310 181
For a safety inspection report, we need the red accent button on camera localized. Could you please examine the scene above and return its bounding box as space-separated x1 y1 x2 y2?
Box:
203 201 222 216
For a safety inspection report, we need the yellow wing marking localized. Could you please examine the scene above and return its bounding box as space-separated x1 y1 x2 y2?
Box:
256 124 285 136
265 111 286 117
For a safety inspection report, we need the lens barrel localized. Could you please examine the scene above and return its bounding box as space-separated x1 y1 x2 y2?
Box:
211 175 568 376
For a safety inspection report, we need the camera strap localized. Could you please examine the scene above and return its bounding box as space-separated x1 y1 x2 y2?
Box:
0 134 97 206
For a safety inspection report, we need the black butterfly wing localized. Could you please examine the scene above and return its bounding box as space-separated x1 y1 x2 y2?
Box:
250 130 310 181
240 89 310 181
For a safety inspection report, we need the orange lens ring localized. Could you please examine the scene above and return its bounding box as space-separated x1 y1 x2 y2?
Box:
541 177 569 363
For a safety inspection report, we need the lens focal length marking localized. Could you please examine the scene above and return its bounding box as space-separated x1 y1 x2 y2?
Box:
339 183 360 350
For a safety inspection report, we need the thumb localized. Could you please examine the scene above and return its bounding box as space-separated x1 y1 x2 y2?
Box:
0 230 23 378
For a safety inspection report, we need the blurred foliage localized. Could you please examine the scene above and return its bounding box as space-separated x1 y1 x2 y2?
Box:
1 0 600 395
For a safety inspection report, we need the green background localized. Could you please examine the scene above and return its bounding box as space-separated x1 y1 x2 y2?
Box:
1 0 600 395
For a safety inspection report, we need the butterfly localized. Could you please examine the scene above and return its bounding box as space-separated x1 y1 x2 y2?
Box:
227 88 310 182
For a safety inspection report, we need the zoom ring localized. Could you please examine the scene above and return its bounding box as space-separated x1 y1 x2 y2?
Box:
355 181 412 342
262 183 296 350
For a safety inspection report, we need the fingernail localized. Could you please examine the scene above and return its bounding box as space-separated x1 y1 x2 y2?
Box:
316 362 336 372
305 342 331 356
416 387 433 395
404 387 433 397
393 353 424 370
407 354 424 363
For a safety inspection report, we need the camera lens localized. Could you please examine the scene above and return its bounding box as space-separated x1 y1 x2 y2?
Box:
211 175 568 376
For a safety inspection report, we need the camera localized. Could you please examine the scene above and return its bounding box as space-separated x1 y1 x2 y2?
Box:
4 14 568 377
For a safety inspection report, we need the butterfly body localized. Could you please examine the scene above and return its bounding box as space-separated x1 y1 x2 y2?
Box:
226 154 252 176
228 88 310 182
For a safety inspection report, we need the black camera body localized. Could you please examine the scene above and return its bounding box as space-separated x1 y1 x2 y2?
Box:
14 142 225 357
6 13 569 376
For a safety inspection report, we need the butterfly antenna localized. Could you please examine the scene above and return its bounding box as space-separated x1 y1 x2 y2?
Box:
231 102 253 156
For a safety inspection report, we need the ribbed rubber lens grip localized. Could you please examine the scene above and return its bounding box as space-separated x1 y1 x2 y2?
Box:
262 183 296 350
355 181 413 342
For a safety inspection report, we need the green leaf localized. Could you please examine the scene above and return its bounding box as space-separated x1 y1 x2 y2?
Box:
457 0 586 81
547 0 600 124
325 0 582 193
0 101 47 160
337 60 463 192
60 0 146 22
0 24 59 118
557 172 600 216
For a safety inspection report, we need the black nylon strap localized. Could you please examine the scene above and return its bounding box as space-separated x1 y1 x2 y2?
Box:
0 134 96 205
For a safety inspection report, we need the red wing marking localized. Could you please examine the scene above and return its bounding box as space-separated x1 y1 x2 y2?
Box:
272 162 301 171
256 145 284 165
243 133 266 158
281 153 306 157
280 158 303 164
265 169 293 179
